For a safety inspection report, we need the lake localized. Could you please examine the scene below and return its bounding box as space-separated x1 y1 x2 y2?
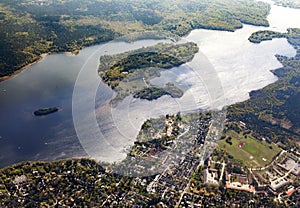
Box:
0 2 300 167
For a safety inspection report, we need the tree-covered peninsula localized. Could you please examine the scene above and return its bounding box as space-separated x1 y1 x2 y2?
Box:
98 42 198 103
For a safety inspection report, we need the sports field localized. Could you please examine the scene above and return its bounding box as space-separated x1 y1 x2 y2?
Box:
218 130 281 167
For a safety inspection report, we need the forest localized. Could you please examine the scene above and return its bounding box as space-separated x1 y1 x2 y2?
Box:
228 28 300 148
0 0 270 78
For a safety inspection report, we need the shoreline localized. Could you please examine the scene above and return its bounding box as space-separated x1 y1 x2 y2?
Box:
0 23 250 83
0 19 270 84
0 53 47 82
0 156 91 170
0 51 77 83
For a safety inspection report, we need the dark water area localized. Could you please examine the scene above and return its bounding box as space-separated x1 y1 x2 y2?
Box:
0 53 86 167
0 40 169 167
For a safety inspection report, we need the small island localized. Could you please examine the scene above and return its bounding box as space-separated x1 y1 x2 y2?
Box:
33 107 59 116
248 30 285 43
133 83 183 101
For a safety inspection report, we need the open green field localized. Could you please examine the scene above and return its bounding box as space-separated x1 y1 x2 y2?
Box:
218 130 281 167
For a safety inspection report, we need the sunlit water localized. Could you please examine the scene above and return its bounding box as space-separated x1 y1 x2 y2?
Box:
0 2 300 167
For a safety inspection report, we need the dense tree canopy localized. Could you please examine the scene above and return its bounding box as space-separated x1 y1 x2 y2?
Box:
0 0 270 78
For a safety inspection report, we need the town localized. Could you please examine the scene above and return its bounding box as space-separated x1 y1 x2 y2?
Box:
1 112 299 207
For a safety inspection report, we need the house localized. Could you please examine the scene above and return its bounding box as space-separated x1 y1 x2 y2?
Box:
270 177 289 191
13 175 27 185
204 169 218 185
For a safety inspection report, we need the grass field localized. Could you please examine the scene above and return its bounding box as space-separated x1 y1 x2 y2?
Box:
218 130 281 168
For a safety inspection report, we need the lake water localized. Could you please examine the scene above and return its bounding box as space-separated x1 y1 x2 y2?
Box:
0 2 300 167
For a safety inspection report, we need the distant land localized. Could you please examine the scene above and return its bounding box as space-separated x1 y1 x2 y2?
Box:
0 0 270 79
273 0 300 8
